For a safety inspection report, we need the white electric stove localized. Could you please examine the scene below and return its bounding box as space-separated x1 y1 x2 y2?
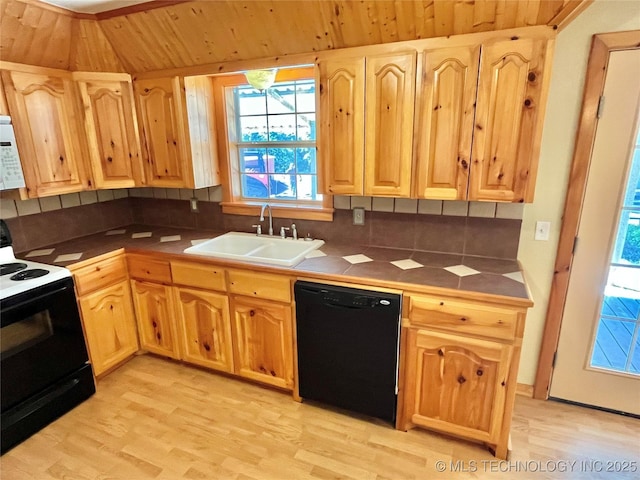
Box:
0 231 71 302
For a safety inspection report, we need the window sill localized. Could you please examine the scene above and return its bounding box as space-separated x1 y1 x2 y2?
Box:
220 202 334 221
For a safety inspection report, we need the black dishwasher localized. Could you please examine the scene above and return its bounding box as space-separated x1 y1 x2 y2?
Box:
294 281 401 424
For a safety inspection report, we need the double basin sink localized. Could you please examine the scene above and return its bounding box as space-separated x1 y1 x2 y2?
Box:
183 232 324 267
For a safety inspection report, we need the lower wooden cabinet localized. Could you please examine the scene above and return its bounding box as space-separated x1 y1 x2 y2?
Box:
174 286 234 373
130 280 180 359
231 296 294 390
78 279 139 376
404 329 511 444
398 293 525 459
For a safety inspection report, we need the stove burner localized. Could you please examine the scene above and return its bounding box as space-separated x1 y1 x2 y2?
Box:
10 269 50 281
1 262 28 276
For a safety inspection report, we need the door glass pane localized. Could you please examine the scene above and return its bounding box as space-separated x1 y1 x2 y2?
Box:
590 118 640 374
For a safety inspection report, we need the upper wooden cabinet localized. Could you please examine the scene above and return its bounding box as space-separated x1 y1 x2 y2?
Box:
320 52 416 197
414 46 480 200
319 31 553 203
319 57 365 195
1 64 92 198
470 38 550 202
364 52 416 197
74 72 144 189
133 75 220 189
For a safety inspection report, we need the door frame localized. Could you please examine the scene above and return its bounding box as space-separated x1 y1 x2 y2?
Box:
534 30 640 400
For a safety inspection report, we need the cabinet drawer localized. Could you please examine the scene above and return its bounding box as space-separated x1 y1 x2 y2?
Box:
171 260 226 291
228 269 291 303
74 255 127 296
407 295 517 341
127 254 172 284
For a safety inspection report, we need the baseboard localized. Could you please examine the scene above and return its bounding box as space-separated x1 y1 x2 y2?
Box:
516 383 534 397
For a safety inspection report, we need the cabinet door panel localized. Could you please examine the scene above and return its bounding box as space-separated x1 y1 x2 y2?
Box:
415 46 479 200
135 77 189 188
364 52 416 197
319 58 365 195
77 77 143 189
471 38 549 202
411 330 511 443
2 70 90 197
175 287 233 373
131 280 179 359
79 280 139 376
231 296 293 389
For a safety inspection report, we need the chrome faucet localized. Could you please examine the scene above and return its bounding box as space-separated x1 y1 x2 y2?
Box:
259 203 274 236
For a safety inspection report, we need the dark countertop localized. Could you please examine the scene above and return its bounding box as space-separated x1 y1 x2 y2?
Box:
16 224 532 306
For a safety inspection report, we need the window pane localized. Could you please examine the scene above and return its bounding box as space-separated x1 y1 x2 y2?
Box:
239 148 267 173
270 174 295 198
237 86 266 116
242 174 269 199
240 116 267 142
267 148 295 174
612 210 640 265
296 148 316 174
296 80 316 113
266 83 296 114
296 175 319 201
296 113 316 141
268 114 296 141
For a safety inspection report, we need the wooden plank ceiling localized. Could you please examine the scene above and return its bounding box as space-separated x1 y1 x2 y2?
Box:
1 0 590 73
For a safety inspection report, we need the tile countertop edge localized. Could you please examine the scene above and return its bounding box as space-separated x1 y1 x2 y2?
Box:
68 246 534 309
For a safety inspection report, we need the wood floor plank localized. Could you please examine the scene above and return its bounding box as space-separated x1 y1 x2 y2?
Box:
2 355 639 479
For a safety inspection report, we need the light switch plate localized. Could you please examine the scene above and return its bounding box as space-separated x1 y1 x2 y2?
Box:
353 207 365 225
535 221 550 241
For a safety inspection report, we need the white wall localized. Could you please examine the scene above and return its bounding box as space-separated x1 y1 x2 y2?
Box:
517 0 640 385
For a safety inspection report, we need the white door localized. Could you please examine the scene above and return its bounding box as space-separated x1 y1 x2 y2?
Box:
550 49 640 414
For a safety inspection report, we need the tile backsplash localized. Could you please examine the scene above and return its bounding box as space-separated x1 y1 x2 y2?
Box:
332 195 524 220
1 186 523 259
1 189 129 219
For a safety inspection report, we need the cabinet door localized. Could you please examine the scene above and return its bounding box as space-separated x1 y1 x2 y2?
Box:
407 329 511 444
1 69 91 197
78 279 139 377
134 77 191 188
470 38 551 202
175 286 234 373
76 74 143 189
414 46 480 200
319 57 365 195
231 296 293 389
131 280 180 359
364 52 416 197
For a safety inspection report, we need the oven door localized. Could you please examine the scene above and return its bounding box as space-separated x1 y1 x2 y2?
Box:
1 277 89 412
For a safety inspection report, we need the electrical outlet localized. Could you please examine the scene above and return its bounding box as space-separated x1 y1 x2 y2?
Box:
189 197 199 213
535 221 550 241
353 207 365 226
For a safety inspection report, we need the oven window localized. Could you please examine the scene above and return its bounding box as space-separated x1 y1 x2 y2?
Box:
1 311 53 359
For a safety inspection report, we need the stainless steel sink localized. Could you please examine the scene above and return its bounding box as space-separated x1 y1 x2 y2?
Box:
183 232 324 267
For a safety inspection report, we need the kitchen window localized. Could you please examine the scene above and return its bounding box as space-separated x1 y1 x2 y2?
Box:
213 67 333 221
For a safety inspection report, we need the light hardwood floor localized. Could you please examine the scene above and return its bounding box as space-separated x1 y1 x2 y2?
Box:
2 355 639 479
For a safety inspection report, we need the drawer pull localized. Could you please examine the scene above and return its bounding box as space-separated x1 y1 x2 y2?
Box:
457 375 466 384
438 349 444 357
203 343 211 352
250 310 255 317
476 369 483 376
460 317 467 322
